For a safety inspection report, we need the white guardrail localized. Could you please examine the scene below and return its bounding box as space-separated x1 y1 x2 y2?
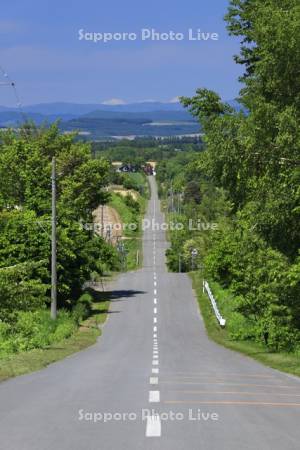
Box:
203 280 226 327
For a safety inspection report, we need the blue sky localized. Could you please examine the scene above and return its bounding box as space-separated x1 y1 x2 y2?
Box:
0 0 243 106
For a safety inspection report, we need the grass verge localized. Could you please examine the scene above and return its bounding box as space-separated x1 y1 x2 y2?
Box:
190 272 300 378
109 185 148 271
0 291 109 383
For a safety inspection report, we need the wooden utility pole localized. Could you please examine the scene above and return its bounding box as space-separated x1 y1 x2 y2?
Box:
51 157 57 320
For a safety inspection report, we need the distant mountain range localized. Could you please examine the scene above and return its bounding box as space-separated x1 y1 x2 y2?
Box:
0 101 188 115
0 100 244 138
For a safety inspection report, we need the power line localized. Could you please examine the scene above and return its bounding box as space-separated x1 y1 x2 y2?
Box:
0 65 29 127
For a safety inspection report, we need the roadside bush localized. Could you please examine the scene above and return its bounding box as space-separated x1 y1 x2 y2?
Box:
124 194 140 213
227 311 257 341
72 292 93 324
51 311 77 342
0 309 77 357
0 264 48 323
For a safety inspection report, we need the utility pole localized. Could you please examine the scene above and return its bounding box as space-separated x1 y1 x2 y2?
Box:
101 204 104 237
191 248 198 272
170 181 174 213
51 157 57 320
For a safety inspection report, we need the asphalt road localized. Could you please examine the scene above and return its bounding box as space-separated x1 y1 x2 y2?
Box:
0 176 300 449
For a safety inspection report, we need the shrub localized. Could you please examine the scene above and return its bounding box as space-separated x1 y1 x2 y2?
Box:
0 309 77 356
72 292 93 324
124 194 140 213
51 311 76 342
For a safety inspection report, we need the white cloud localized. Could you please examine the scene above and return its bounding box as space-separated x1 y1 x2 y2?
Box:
101 98 127 105
168 96 180 103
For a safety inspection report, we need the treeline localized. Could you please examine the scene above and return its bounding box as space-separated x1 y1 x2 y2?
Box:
158 0 300 351
92 137 203 163
0 125 119 355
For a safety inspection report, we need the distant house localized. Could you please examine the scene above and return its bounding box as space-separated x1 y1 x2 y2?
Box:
116 164 137 173
143 164 154 175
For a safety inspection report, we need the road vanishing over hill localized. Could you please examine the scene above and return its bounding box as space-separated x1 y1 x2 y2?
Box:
0 176 300 449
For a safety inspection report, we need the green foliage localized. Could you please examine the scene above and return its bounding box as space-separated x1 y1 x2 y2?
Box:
0 309 76 356
72 292 93 324
124 194 141 214
0 261 48 323
0 125 118 330
154 1 300 352
92 137 203 163
122 172 149 196
173 1 300 352
109 189 146 270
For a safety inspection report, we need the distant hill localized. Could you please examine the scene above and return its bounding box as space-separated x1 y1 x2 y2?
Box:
0 111 77 127
0 99 243 138
28 101 186 115
0 99 243 117
61 117 200 138
0 101 185 116
23 102 103 116
83 109 195 121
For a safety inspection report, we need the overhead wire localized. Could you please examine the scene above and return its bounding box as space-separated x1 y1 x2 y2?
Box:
0 64 31 136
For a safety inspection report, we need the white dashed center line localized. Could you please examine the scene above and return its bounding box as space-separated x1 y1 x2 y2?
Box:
146 414 161 437
147 195 162 438
149 391 160 403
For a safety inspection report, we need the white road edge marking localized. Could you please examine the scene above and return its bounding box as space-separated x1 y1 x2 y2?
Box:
152 360 159 365
150 377 158 385
152 368 159 374
154 307 157 314
154 298 157 304
153 317 157 323
149 391 160 402
153 326 157 332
